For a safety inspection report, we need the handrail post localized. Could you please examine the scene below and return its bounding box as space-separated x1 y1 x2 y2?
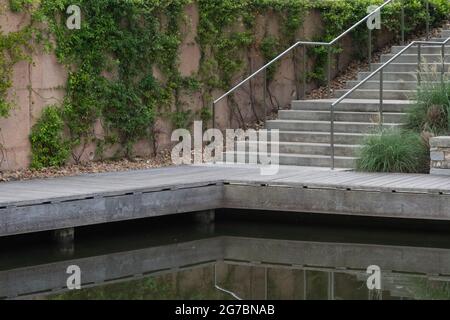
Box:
379 68 384 128
263 68 267 124
368 28 372 63
294 46 300 100
212 102 215 129
417 43 422 86
302 44 307 99
442 44 445 85
330 103 335 170
327 46 332 98
401 3 405 45
426 0 430 40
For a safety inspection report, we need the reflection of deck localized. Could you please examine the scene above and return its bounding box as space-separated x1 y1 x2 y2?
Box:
1 165 450 237
2 236 450 299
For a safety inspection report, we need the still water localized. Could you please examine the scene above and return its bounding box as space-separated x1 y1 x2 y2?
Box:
1 211 450 300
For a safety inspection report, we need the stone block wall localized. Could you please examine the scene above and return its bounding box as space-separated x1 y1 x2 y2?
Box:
430 136 450 175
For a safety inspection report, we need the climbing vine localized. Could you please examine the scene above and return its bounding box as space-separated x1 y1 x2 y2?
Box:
309 0 450 83
32 0 195 160
0 1 33 118
196 0 309 123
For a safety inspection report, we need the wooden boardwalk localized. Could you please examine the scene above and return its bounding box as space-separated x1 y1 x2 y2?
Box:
1 164 450 237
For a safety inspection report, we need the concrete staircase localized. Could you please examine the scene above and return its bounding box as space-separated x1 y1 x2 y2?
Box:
228 25 450 168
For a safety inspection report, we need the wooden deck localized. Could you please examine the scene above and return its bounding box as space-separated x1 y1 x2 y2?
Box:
1 164 450 237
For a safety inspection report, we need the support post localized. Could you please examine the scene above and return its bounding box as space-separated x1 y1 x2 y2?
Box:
53 227 75 255
330 103 335 170
417 43 422 86
194 209 215 234
379 69 384 128
426 0 430 40
401 5 405 45
263 68 267 124
442 44 445 85
212 102 215 129
302 45 307 99
294 46 300 101
327 46 332 98
53 227 75 244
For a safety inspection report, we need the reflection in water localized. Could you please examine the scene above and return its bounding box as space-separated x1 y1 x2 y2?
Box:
1 211 450 300
46 263 450 300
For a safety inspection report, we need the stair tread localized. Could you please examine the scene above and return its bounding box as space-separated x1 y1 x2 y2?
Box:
226 151 358 159
292 98 414 104
383 53 450 56
335 89 416 92
275 130 373 135
267 119 402 125
281 110 407 115
236 141 362 147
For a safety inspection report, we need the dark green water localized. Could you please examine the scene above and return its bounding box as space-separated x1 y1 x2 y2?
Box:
1 210 450 300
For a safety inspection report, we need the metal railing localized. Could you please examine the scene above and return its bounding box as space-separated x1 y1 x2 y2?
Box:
331 36 450 169
212 0 432 128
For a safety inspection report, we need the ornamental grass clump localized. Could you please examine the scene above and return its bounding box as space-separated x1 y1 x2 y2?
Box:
407 70 450 135
356 128 429 173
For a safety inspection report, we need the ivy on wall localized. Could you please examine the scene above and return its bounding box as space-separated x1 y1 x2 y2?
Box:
309 0 450 83
1 0 449 169
0 0 33 117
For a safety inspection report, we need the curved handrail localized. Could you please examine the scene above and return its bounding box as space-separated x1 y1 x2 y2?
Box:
211 0 421 126
329 36 450 169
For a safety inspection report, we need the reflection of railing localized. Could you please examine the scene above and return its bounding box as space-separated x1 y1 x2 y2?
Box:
330 36 450 169
212 0 432 128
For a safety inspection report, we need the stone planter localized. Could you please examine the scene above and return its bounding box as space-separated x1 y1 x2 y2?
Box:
430 136 450 175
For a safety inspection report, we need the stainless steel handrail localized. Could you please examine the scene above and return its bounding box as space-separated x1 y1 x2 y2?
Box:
211 0 431 128
330 36 450 170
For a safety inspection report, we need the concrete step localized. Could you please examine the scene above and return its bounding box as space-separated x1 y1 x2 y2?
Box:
381 54 450 63
358 72 416 81
427 37 450 42
276 131 371 144
391 46 450 54
266 119 401 133
357 71 450 81
291 99 413 112
279 110 405 123
391 45 450 54
234 141 361 157
334 89 415 100
370 62 450 72
345 80 420 90
441 30 450 37
224 152 356 168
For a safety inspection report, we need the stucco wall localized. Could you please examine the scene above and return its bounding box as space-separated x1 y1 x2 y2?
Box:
0 4 394 170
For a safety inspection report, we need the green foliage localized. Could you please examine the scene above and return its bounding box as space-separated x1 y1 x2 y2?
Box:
197 0 308 91
0 26 32 117
8 0 34 13
33 0 191 159
309 0 450 82
407 81 450 135
260 36 280 81
356 128 428 173
29 105 70 169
